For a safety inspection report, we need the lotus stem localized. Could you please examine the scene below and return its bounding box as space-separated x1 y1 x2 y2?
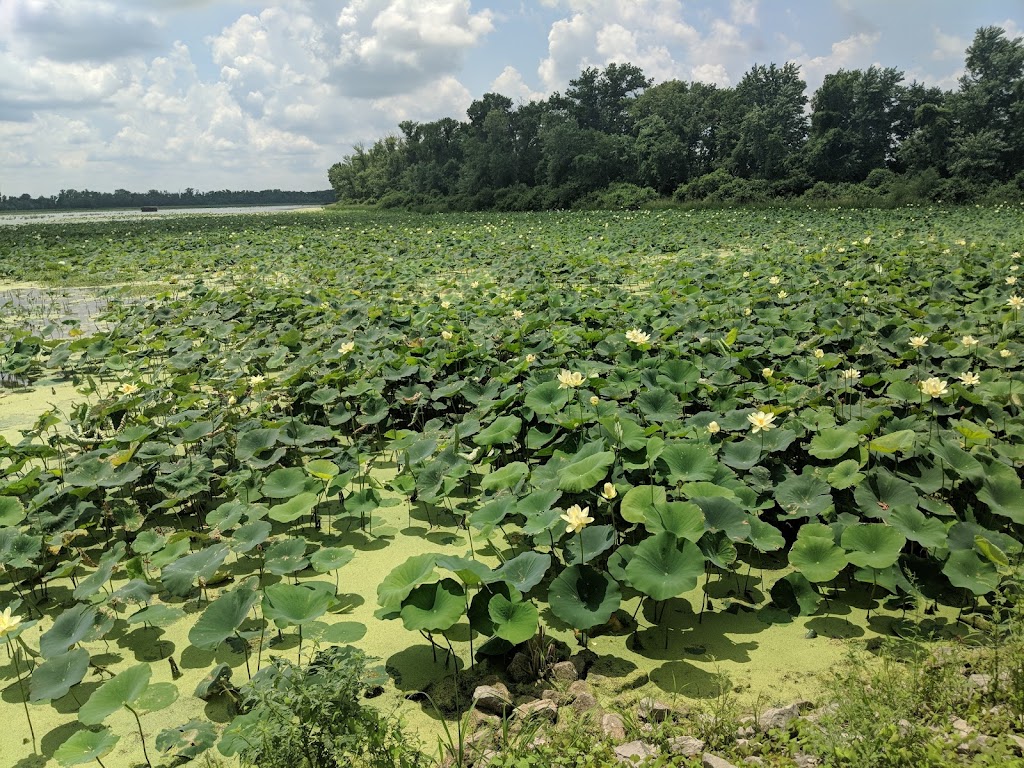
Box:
8 639 36 754
125 704 152 768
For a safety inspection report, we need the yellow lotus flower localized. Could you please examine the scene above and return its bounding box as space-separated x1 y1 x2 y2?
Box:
557 369 585 389
777 290 788 299
338 341 355 355
842 368 861 382
1008 295 1024 310
441 330 453 341
813 348 825 359
1007 276 1018 286
589 395 599 406
1001 349 1012 358
600 482 617 501
747 410 777 433
512 309 525 320
441 300 452 309
862 236 871 245
958 371 980 386
560 504 594 534
769 276 781 286
625 328 651 346
118 383 139 395
706 420 721 434
909 336 929 349
525 354 536 364
762 368 773 379
743 307 752 316
0 606 22 638
248 374 266 387
470 281 480 288
919 377 949 398
961 335 978 347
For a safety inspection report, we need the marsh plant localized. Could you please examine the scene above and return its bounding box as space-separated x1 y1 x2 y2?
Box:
220 645 423 768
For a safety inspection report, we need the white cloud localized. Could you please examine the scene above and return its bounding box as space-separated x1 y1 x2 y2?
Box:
0 0 164 61
730 0 758 26
794 32 881 91
491 66 545 104
932 28 967 60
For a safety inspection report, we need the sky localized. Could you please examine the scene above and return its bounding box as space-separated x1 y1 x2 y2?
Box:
0 0 1021 197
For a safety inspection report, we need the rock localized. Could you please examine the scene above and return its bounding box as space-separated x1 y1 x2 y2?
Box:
473 684 513 716
541 689 564 704
551 660 579 682
950 716 974 736
759 703 800 732
588 673 609 685
1008 733 1024 754
614 740 658 764
734 725 755 739
514 698 558 723
667 735 705 757
742 758 764 766
703 753 739 768
601 712 627 740
793 754 819 767
571 691 599 713
638 697 673 722
508 651 536 684
967 673 991 691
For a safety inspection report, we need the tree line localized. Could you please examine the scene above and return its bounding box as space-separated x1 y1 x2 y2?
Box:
0 187 335 212
328 26 1024 210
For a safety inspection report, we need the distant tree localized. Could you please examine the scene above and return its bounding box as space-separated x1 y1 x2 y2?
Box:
804 66 907 182
726 63 808 180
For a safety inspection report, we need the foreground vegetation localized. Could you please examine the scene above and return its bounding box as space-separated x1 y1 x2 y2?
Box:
2 205 1024 767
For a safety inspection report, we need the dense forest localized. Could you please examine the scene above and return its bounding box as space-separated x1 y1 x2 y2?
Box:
0 187 334 212
328 26 1024 211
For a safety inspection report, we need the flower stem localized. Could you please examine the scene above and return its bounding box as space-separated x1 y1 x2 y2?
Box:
9 640 37 754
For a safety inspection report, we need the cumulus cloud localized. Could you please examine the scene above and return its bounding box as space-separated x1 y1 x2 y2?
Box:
536 0 752 92
331 0 494 97
794 31 881 91
491 66 546 104
0 0 164 62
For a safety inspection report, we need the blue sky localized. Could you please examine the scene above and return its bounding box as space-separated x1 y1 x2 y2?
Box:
0 0 1020 196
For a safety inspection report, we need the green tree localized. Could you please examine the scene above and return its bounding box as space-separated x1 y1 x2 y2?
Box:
727 62 808 180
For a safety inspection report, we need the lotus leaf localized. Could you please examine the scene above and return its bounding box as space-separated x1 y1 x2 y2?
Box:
378 553 437 610
156 719 218 760
30 647 90 702
494 551 551 593
808 428 860 459
262 582 334 628
943 550 998 595
557 442 615 492
789 530 848 583
54 728 120 767
488 593 539 644
189 581 259 651
473 415 522 446
400 578 465 633
79 663 152 725
548 564 621 631
625 533 705 601
841 524 906 569
161 543 229 597
657 442 717 483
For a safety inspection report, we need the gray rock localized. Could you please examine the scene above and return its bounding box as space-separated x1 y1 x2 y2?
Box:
508 651 536 683
667 735 705 756
638 697 672 722
541 689 563 703
702 753 739 768
614 740 658 764
950 716 973 736
793 754 819 768
742 758 764 766
1008 733 1024 754
551 660 579 682
601 712 627 740
571 691 599 713
759 703 800 732
473 684 513 716
514 698 558 723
